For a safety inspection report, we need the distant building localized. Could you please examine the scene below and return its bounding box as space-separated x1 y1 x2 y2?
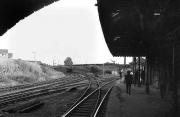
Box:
0 49 8 58
0 49 13 59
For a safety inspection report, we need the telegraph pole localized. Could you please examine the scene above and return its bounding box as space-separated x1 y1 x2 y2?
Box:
53 59 55 66
103 63 104 78
145 56 149 94
32 52 36 61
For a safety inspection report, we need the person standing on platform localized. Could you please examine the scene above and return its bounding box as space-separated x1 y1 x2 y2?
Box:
125 70 133 95
119 70 122 78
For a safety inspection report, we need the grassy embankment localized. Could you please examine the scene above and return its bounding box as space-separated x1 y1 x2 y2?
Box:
0 58 65 88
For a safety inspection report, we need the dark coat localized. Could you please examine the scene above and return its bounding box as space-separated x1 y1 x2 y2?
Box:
125 74 132 84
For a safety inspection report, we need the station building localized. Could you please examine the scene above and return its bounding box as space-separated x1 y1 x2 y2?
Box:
0 49 13 59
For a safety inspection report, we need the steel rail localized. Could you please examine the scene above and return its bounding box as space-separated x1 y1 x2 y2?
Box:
61 79 115 117
1 74 117 115
0 78 87 98
0 81 88 103
0 81 89 108
93 85 114 117
65 81 92 111
0 74 85 93
62 77 100 117
61 87 101 117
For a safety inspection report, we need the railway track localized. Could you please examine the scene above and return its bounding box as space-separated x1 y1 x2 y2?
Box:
0 82 88 108
0 73 118 116
59 74 101 115
62 79 115 117
94 86 113 117
0 74 84 93
0 74 89 109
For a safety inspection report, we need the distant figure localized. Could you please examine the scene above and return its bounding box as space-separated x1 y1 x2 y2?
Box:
119 71 122 78
125 71 132 95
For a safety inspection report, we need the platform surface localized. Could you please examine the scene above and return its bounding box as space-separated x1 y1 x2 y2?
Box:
105 80 173 117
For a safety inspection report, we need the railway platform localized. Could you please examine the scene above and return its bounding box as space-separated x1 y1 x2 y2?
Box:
105 80 173 117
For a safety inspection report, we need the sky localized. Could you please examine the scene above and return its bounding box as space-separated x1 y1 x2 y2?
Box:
0 0 132 65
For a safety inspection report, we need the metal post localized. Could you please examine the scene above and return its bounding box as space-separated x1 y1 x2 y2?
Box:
53 60 54 66
145 56 149 94
124 56 126 71
132 57 134 74
134 57 137 86
133 57 136 74
138 56 141 87
32 52 36 61
134 57 136 72
172 37 178 116
103 63 104 78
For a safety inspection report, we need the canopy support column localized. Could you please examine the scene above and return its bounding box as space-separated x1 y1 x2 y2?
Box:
145 56 150 94
172 37 178 117
138 56 141 87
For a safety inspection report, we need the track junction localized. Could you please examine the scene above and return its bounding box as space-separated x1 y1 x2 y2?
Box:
0 73 119 116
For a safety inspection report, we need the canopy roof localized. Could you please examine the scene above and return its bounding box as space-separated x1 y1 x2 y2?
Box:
0 0 179 57
97 0 180 56
0 0 59 36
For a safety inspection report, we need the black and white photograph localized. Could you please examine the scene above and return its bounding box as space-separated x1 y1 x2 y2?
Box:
0 0 179 117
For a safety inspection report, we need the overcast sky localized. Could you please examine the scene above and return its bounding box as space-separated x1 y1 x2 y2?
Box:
0 0 132 65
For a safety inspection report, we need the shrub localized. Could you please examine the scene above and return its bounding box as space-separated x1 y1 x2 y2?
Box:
66 68 73 73
90 66 100 76
105 70 112 74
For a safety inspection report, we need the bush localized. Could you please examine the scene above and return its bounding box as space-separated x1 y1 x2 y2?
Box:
90 66 99 76
66 68 73 73
105 70 112 74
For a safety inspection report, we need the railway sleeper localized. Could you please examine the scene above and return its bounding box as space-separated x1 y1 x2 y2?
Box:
79 103 96 106
72 110 93 114
70 114 92 116
77 105 95 108
2 100 43 114
18 102 44 113
73 108 94 112
69 112 92 116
